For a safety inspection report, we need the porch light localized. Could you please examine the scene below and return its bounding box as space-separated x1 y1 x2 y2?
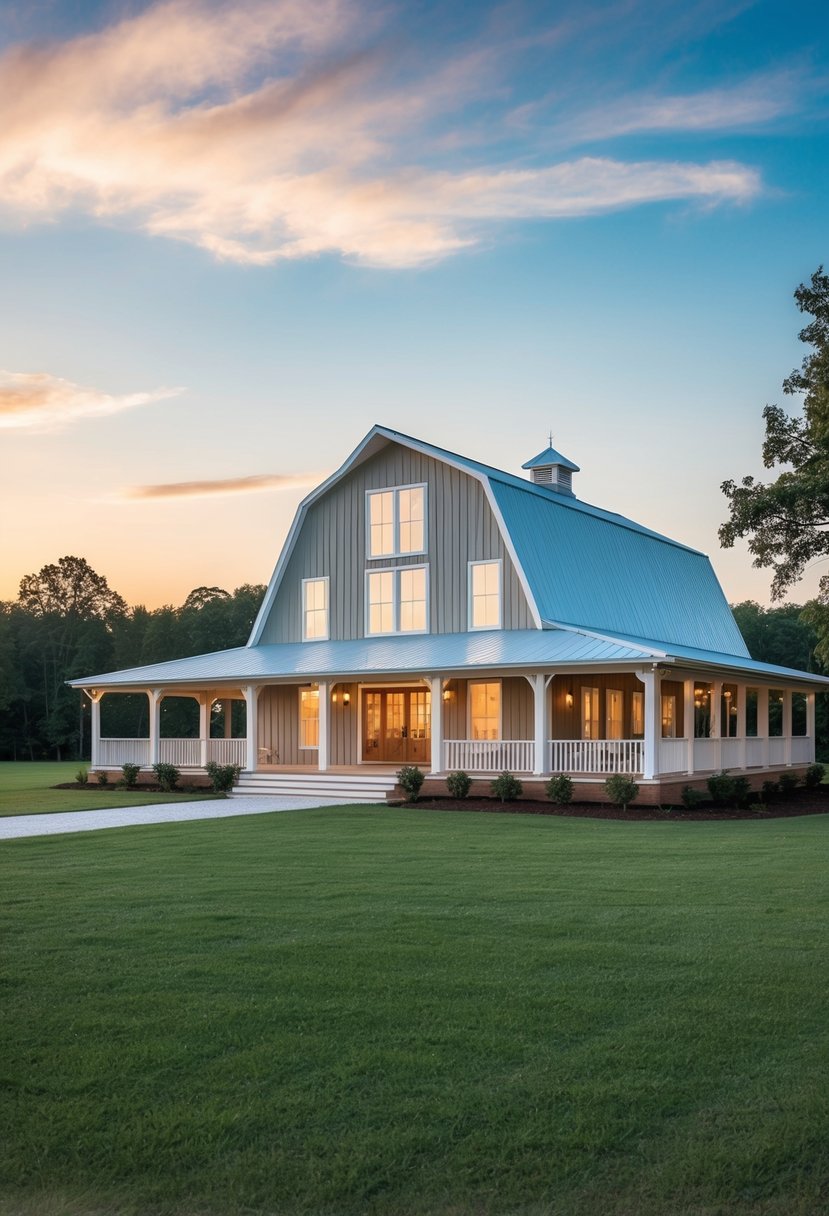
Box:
565 691 574 709
332 692 339 703
442 687 453 702
723 690 732 700
342 691 351 706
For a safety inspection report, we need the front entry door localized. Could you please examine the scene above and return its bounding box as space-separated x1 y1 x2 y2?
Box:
362 689 431 764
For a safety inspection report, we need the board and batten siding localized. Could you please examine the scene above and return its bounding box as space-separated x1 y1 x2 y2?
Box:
258 683 358 766
258 444 533 643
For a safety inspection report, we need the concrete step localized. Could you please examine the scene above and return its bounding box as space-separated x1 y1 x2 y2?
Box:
231 770 397 803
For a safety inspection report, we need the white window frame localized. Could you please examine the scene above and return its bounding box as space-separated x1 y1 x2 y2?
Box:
298 686 320 751
301 576 330 642
364 564 430 636
467 679 502 741
581 686 600 740
365 483 428 559
468 559 503 631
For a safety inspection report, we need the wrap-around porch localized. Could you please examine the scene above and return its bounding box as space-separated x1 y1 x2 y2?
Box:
86 668 817 782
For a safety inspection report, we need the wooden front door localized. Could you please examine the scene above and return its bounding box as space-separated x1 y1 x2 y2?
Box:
362 689 431 764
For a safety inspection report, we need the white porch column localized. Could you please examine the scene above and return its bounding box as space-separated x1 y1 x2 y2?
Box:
758 686 770 767
531 673 546 776
243 685 260 772
807 693 816 762
318 681 329 772
148 689 162 766
88 690 102 768
736 683 747 770
684 678 695 775
782 689 792 766
639 668 659 780
429 677 443 775
198 695 210 768
224 700 232 739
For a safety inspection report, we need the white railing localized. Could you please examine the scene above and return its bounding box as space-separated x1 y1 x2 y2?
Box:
790 736 812 763
746 737 767 767
768 737 786 765
658 738 688 773
98 738 150 766
159 738 202 767
208 738 247 766
721 738 743 768
443 739 534 773
693 738 719 771
548 739 643 775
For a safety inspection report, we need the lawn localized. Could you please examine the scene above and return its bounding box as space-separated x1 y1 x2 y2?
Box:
0 762 218 816
2 806 828 1216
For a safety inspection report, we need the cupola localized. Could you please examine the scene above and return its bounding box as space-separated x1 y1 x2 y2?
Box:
521 441 580 497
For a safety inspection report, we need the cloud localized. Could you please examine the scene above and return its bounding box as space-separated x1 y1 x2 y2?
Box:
123 472 323 500
0 369 183 431
0 0 775 268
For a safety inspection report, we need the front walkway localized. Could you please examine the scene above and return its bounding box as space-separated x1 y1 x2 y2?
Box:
0 795 359 840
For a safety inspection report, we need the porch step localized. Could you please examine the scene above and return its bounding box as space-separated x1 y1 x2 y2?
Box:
231 771 397 804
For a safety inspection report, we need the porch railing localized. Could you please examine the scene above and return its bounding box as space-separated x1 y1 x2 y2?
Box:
443 739 534 773
208 738 247 766
98 738 151 766
96 737 247 769
549 738 643 775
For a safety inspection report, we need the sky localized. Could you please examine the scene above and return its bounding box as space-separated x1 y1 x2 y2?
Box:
1 0 827 612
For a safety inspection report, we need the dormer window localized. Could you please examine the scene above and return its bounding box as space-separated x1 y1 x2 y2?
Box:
367 485 426 557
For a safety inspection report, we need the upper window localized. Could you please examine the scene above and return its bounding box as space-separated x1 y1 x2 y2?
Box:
366 566 428 635
469 560 502 630
302 577 329 641
367 485 426 558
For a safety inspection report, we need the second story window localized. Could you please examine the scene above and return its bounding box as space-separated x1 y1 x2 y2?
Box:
469 560 502 629
367 485 426 558
302 577 329 640
366 566 428 635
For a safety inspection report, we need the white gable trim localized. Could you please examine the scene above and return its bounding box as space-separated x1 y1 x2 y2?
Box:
248 425 543 645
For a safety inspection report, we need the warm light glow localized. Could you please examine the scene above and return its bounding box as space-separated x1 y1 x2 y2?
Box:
723 690 732 699
342 691 351 706
565 692 574 709
442 687 453 702
332 691 338 703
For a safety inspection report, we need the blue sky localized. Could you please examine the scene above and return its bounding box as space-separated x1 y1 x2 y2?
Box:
1 0 827 609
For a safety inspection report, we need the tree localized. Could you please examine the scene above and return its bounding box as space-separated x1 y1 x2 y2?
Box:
719 267 829 600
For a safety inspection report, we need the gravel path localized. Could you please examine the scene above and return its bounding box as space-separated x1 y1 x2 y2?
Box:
0 796 370 840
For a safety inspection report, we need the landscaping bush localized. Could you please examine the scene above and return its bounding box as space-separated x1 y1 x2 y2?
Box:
732 776 752 808
96 770 109 787
75 768 88 786
681 785 706 809
397 765 425 803
761 779 779 802
804 762 825 789
491 771 523 803
706 770 736 806
778 771 799 795
152 763 180 792
604 774 638 810
121 763 140 788
446 770 472 799
545 774 574 805
205 761 242 793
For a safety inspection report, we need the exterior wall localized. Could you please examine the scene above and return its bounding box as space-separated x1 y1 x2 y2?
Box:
549 673 685 739
258 682 359 767
331 682 358 766
258 443 533 643
443 676 532 740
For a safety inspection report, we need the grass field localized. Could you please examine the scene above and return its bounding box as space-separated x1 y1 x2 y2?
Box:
2 806 828 1216
0 762 218 816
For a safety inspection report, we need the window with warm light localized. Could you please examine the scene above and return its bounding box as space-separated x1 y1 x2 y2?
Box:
661 694 676 738
366 566 428 635
470 681 500 740
366 485 426 558
582 687 600 740
302 577 329 640
631 690 644 736
469 560 502 629
606 689 623 739
299 687 319 749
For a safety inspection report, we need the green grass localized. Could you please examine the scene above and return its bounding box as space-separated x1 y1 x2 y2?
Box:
2 807 829 1216
0 762 218 816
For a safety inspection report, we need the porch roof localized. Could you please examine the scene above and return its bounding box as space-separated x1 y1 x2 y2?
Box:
68 627 829 691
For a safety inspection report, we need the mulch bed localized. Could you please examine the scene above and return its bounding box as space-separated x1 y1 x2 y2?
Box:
398 787 829 820
54 783 210 795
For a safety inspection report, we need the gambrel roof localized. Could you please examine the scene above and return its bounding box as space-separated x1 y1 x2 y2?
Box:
249 425 749 658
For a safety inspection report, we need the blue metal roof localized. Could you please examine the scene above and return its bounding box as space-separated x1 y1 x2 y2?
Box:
522 445 580 472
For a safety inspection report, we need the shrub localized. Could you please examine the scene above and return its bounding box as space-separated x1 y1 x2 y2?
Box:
121 763 140 788
761 779 779 802
545 774 574 805
397 765 425 802
604 774 638 810
75 768 88 786
680 785 705 809
732 776 752 808
778 771 799 795
96 770 109 787
706 770 736 806
153 762 180 792
446 770 472 799
804 762 825 789
491 771 523 803
205 761 242 793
